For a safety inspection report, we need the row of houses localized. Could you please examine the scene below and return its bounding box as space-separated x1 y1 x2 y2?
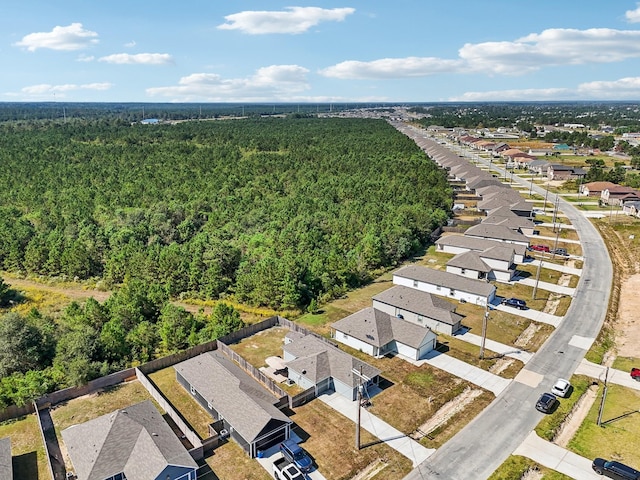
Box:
580 181 640 206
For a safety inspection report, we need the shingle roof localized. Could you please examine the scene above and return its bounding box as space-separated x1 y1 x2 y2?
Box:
283 334 380 387
393 265 496 297
175 351 291 444
446 250 492 272
61 400 197 480
0 437 11 480
436 234 527 256
332 307 436 349
372 285 462 325
480 245 516 262
465 223 530 243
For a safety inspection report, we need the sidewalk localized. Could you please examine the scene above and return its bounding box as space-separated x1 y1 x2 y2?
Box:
527 259 582 276
575 359 640 391
513 431 600 479
453 329 533 364
492 303 563 327
537 222 576 230
404 351 511 396
318 391 435 467
515 277 576 296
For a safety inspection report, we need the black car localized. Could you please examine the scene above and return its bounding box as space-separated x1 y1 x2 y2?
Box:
535 392 558 414
501 297 527 310
592 458 640 479
553 248 568 256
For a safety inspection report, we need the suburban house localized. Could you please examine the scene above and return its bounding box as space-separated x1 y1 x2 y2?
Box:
482 207 536 236
0 438 11 480
547 164 586 181
435 234 527 264
527 159 551 176
393 265 497 307
332 307 438 360
445 250 491 281
283 332 380 401
61 400 198 480
466 176 503 192
580 181 616 197
372 285 463 335
601 186 640 205
463 223 530 247
446 245 516 283
175 351 292 458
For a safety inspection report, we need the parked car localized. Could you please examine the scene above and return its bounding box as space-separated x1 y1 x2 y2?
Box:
592 458 640 479
551 378 571 398
528 244 551 252
535 392 558 414
280 439 313 473
501 297 527 310
273 457 305 480
553 248 568 256
631 368 640 381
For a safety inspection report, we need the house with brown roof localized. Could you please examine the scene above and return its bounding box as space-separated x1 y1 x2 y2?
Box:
283 333 381 401
61 400 198 480
547 164 586 181
580 181 616 197
175 351 292 458
601 186 640 205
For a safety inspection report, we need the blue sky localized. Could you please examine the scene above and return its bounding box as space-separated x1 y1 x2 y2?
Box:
4 1 640 103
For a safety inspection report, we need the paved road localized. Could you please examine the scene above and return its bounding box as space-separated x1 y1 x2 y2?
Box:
401 135 613 480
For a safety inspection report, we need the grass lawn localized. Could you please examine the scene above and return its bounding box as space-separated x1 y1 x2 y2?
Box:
488 455 573 480
456 302 554 352
535 375 592 441
0 414 52 480
149 367 213 439
201 441 272 480
612 356 640 372
290 399 413 480
494 282 550 310
568 383 640 467
228 326 289 368
516 264 580 289
535 226 580 242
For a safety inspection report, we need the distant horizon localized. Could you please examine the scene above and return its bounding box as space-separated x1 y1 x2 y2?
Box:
5 2 640 102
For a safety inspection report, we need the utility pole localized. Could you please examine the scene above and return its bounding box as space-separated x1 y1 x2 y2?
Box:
597 367 609 426
552 195 559 232
544 180 550 212
532 260 542 300
352 366 368 450
552 224 562 259
479 308 489 359
529 176 534 197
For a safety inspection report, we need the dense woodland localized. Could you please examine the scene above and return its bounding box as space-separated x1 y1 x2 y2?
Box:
0 115 451 405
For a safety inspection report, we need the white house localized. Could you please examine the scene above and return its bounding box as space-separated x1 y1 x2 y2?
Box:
464 223 530 247
393 265 496 307
332 307 438 360
436 234 527 264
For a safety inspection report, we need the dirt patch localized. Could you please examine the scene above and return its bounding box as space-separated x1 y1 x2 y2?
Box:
515 324 540 348
410 388 483 440
616 273 640 358
489 357 514 376
553 384 599 447
521 468 544 480
350 459 388 480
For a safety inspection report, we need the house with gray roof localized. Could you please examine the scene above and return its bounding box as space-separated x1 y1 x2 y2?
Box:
464 223 530 247
446 250 491 280
482 207 536 236
372 285 463 335
446 245 516 283
61 400 198 480
332 307 438 360
283 333 380 401
175 351 292 458
0 438 11 480
435 234 527 263
393 265 496 307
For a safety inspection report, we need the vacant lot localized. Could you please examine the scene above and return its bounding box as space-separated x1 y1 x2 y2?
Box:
201 441 272 480
0 414 51 480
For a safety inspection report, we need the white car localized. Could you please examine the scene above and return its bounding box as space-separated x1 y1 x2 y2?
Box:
551 378 571 397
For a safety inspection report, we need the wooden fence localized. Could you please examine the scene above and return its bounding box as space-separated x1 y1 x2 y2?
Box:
289 387 317 408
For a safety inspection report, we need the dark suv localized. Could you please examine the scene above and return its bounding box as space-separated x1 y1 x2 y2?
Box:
535 392 558 414
501 297 527 310
592 458 640 479
280 439 313 473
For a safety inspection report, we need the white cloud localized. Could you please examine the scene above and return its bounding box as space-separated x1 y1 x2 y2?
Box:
124 40 137 48
461 28 640 74
626 3 640 22
20 82 112 96
146 65 310 101
99 53 174 65
218 6 354 34
321 27 640 80
77 54 95 62
451 76 640 101
319 57 463 79
14 23 98 51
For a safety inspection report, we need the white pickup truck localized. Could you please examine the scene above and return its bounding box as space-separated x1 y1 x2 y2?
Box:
273 457 306 480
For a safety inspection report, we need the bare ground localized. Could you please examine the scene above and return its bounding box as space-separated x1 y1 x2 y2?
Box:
615 273 640 358
552 384 599 447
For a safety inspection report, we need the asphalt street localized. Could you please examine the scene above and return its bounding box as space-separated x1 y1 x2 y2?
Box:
402 139 613 480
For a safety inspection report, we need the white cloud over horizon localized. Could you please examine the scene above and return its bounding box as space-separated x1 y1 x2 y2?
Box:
14 23 99 51
146 65 311 101
218 6 355 34
18 82 113 97
626 3 640 22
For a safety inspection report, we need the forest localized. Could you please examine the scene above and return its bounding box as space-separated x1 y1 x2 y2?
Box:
0 116 451 405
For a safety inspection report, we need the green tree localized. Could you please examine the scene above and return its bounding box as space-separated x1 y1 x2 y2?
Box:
0 312 50 377
157 304 195 353
198 303 244 342
0 277 9 306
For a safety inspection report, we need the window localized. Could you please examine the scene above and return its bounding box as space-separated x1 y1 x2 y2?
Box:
449 288 455 296
413 280 418 288
207 402 213 410
436 285 441 291
461 268 466 274
190 385 196 395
